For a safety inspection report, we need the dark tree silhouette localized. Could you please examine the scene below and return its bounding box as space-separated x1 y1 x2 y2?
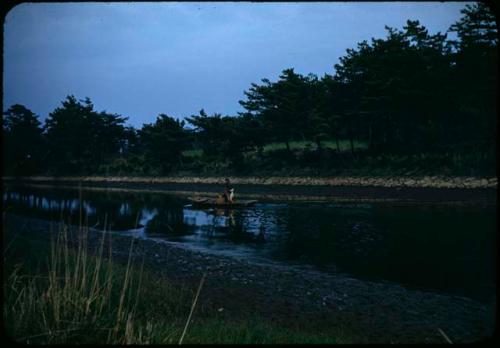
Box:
44 96 127 174
239 69 315 152
447 2 497 158
332 21 453 154
139 114 188 174
3 104 45 175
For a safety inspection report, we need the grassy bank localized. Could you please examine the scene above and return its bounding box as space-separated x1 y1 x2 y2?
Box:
3 219 353 344
10 139 490 179
118 142 495 178
183 140 368 157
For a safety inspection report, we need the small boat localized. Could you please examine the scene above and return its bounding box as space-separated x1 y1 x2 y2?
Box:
187 197 258 208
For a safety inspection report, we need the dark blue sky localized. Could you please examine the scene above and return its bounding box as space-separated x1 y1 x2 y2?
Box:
3 2 470 128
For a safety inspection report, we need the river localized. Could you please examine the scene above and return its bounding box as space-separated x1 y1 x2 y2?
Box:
2 184 496 303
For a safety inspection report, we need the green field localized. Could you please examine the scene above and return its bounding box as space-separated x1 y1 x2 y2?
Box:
182 149 203 158
182 139 368 158
262 140 368 152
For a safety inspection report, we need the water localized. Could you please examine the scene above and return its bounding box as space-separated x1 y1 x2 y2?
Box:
2 185 496 302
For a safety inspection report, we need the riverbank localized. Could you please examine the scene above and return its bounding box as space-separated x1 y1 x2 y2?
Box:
3 175 497 204
4 214 495 343
4 175 498 188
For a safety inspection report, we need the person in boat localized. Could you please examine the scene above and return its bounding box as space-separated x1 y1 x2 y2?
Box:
222 178 235 203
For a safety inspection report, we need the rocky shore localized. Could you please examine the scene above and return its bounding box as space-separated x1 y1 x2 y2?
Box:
3 176 497 204
4 175 498 189
5 214 495 344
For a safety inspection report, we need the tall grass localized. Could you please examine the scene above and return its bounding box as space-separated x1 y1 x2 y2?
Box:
4 221 150 344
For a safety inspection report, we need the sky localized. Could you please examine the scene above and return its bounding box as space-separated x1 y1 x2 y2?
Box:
3 1 472 128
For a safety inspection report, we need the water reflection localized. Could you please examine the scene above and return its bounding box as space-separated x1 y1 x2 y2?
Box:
183 208 267 244
2 185 496 302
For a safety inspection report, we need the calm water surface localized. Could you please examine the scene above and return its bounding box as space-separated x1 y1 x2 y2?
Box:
3 185 496 302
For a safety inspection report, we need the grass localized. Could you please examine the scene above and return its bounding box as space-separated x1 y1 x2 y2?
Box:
181 139 368 158
262 139 368 153
4 222 154 344
181 318 342 344
182 149 203 158
3 217 356 344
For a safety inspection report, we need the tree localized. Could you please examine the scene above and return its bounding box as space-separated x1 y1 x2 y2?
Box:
304 74 334 151
139 114 188 173
320 74 355 153
238 78 278 145
3 104 45 175
236 112 267 159
448 2 498 51
121 126 140 155
186 109 228 158
187 110 263 170
447 2 498 156
239 69 314 152
332 21 452 154
44 96 127 174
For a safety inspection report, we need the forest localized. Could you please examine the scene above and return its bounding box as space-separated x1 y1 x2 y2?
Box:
3 3 497 177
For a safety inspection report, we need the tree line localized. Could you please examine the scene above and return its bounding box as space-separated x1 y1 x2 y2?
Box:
3 3 497 176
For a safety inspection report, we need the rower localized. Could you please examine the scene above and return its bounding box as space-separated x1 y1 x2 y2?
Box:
223 178 235 203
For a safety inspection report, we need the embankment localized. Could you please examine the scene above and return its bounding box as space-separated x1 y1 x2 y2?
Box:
3 175 497 203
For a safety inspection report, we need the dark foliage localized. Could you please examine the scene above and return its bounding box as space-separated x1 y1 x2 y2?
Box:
3 104 45 175
2 4 496 177
139 114 188 174
43 96 127 174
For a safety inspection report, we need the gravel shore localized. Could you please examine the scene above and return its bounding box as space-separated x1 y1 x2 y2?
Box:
3 176 497 204
4 175 498 189
5 214 495 344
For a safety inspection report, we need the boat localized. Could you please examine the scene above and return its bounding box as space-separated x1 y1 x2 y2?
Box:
187 197 258 208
